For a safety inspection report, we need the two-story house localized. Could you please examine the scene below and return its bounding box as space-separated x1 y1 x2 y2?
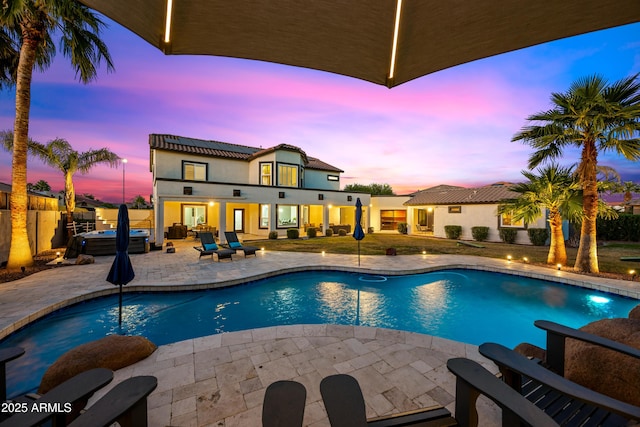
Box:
150 134 370 246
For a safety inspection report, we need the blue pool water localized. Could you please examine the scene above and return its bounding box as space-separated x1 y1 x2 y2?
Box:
1 269 637 398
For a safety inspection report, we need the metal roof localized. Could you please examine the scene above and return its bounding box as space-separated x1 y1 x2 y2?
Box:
404 184 518 206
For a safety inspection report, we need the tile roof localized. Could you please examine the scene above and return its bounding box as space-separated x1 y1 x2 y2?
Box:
404 184 518 206
149 134 342 172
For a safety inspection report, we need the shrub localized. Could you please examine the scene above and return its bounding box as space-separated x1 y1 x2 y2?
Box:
527 228 549 246
338 229 347 236
286 229 299 239
597 214 640 241
471 226 489 242
268 231 278 240
325 228 334 237
499 228 518 244
397 222 408 234
306 227 317 238
444 225 462 240
367 227 374 234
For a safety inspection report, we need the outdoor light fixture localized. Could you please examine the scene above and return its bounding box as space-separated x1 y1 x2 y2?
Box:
422 250 426 255
209 201 214 206
322 251 325 256
630 269 637 279
164 0 173 44
557 263 562 270
507 255 512 263
388 0 403 81
523 257 528 263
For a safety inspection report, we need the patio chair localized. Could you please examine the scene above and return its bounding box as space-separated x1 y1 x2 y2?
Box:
533 319 640 376
67 375 157 427
0 368 113 427
262 380 306 427
0 347 25 404
193 232 234 261
319 359 558 427
223 231 259 257
478 342 640 426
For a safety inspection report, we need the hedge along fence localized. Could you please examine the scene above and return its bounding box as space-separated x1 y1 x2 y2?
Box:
527 228 549 246
471 226 489 242
444 225 462 240
597 214 640 241
499 228 518 244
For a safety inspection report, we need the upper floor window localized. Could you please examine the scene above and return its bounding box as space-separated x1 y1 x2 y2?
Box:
327 175 339 181
500 211 525 228
260 163 272 186
183 161 207 181
278 164 298 187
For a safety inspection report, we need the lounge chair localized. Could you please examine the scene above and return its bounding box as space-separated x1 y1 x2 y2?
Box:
67 375 157 427
319 361 558 427
193 232 234 261
0 347 25 404
0 368 113 426
478 342 640 426
262 380 306 427
223 231 259 257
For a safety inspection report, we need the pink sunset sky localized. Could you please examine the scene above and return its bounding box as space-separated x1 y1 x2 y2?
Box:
1 19 639 203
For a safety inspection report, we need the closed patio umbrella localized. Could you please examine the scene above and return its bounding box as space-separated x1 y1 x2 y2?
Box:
353 198 365 267
106 204 135 328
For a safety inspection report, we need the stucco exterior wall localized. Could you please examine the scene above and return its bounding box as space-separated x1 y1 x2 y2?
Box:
0 210 66 264
304 169 340 190
431 204 545 244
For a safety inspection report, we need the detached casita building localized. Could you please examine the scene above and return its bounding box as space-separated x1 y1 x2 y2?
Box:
403 184 547 244
150 134 370 246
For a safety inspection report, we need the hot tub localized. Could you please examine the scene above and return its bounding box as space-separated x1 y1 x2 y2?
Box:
71 229 150 256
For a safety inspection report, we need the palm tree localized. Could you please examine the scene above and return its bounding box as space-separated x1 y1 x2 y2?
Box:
512 74 640 273
498 165 582 265
0 0 113 270
612 181 640 212
27 137 119 234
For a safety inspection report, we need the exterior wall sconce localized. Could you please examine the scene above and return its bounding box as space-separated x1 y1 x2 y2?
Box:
233 189 241 197
279 192 285 199
318 194 324 200
183 186 192 195
347 195 352 201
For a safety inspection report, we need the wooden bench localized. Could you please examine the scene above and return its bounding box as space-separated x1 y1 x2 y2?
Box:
456 240 485 248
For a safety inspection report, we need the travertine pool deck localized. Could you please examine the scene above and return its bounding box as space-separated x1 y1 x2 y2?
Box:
1 239 638 426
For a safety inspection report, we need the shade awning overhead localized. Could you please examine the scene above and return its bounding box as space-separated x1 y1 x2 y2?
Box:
79 0 640 88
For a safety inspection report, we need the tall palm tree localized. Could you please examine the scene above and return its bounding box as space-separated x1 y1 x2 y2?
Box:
0 0 113 270
512 74 640 273
498 165 583 265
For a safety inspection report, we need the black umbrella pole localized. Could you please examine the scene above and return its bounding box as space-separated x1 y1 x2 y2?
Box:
119 284 123 328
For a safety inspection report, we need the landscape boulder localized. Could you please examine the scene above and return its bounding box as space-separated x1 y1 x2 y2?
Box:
75 254 95 265
564 317 640 407
38 335 156 394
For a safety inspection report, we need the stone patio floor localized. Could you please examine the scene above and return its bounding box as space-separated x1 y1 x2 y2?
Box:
1 238 638 426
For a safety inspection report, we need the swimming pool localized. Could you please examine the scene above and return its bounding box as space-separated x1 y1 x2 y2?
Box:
1 268 637 398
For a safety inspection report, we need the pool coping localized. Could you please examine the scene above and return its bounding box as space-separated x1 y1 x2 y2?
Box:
1 248 638 341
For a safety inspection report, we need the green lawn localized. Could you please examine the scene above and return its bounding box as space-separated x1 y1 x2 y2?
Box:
252 233 640 278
